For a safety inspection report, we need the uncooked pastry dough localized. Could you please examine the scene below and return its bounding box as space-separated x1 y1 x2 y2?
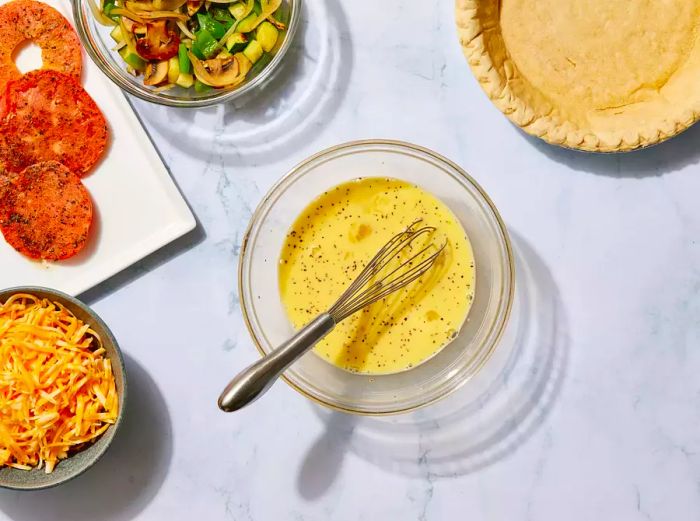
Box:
456 0 700 151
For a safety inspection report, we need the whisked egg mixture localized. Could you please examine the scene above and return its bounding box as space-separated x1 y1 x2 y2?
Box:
278 178 476 374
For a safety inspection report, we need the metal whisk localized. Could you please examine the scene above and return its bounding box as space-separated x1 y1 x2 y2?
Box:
218 221 445 412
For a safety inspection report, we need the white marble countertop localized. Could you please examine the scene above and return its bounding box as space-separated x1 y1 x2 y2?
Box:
3 0 700 519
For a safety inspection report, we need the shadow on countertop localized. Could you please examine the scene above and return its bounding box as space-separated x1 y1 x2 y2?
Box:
298 231 569 482
524 121 700 179
0 355 173 521
296 412 354 500
78 214 205 306
136 0 353 167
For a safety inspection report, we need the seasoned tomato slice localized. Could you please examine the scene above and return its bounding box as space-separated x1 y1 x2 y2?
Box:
0 0 82 91
0 161 93 261
0 70 108 177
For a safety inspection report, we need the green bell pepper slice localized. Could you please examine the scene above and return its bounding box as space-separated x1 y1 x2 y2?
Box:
208 6 234 27
193 29 219 59
103 0 120 22
197 13 227 40
178 43 192 74
194 79 212 93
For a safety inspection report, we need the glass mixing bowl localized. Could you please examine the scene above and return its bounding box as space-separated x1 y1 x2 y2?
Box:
72 0 300 107
239 140 515 415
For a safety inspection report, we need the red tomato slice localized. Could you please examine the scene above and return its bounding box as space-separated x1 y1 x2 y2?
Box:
0 0 82 91
0 70 109 177
0 161 93 261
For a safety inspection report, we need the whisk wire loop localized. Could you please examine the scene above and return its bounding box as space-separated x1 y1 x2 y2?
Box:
328 221 446 322
218 220 447 412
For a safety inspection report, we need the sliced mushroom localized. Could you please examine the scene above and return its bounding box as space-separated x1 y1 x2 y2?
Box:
186 0 202 15
124 0 150 10
125 0 187 11
135 20 180 60
189 52 243 88
121 15 136 32
156 0 188 9
154 0 188 9
144 60 169 85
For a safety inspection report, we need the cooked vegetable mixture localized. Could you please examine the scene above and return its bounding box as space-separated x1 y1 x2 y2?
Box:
96 0 287 92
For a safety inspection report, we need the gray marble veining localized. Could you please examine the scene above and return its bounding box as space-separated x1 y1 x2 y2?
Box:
2 0 700 519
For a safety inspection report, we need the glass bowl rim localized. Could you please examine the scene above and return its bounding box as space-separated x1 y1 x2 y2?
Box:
238 139 516 415
71 0 302 108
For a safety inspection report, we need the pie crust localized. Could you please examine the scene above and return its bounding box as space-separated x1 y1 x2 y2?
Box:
455 0 700 152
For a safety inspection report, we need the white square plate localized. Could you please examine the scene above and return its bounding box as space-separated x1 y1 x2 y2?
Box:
0 0 196 296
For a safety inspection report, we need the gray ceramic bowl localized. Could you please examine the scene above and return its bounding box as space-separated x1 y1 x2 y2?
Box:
0 287 126 490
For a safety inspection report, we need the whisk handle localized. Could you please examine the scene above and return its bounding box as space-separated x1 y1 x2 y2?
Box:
218 313 336 412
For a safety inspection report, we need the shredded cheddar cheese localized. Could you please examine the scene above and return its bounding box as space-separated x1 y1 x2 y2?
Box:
0 294 118 473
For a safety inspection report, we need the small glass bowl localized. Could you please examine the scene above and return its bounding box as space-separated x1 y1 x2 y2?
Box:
239 140 515 415
72 0 301 107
